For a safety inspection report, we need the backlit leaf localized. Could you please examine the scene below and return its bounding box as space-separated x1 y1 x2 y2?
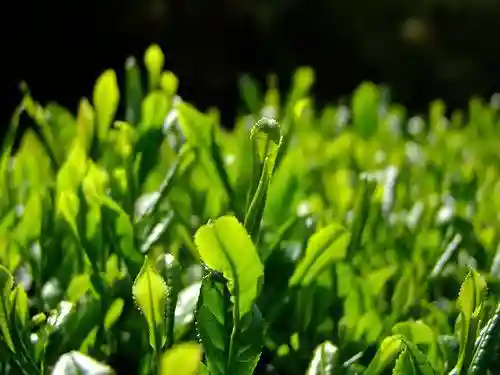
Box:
194 215 264 319
160 342 202 375
290 223 350 286
364 335 404 375
132 256 168 351
93 69 119 141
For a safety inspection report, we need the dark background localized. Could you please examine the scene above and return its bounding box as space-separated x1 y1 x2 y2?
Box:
2 0 500 130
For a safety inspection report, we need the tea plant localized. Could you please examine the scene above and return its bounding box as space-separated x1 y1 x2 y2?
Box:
1 44 500 374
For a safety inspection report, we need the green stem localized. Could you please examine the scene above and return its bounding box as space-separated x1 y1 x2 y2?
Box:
227 278 240 374
146 263 163 374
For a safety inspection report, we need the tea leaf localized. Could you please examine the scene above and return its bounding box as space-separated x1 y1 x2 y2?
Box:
0 265 14 352
195 275 264 375
132 256 168 351
194 215 264 320
125 57 143 125
160 342 202 375
93 69 119 141
290 223 350 286
161 71 179 97
104 299 124 330
364 335 404 375
144 44 165 90
352 82 379 139
392 349 415 375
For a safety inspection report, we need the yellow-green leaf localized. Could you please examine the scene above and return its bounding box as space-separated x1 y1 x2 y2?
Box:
57 191 80 240
392 349 415 375
194 215 264 320
458 268 487 322
66 274 91 303
0 265 14 352
132 257 168 351
56 140 88 194
289 223 350 286
364 335 404 375
82 162 109 205
352 82 380 139
144 44 165 90
141 91 169 130
14 191 44 245
104 298 125 330
160 342 202 375
10 284 29 328
76 99 95 153
93 69 119 140
161 71 179 96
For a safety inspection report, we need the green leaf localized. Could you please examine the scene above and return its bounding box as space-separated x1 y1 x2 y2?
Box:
195 274 264 375
57 190 81 241
392 321 435 345
288 66 315 105
160 342 202 375
238 75 262 114
66 274 91 303
156 254 181 349
366 266 397 297
51 351 115 375
352 82 380 139
161 71 179 97
57 140 88 193
391 267 416 320
10 284 29 328
46 103 77 154
392 349 415 375
306 341 339 375
132 256 168 351
194 215 264 320
0 265 14 352
403 340 436 375
144 44 165 90
250 117 282 164
125 56 143 125
263 148 306 230
244 159 270 239
468 303 500 375
93 69 120 141
364 335 404 375
455 269 487 375
458 268 486 323
104 298 124 330
289 223 350 287
14 190 44 246
75 99 96 155
245 117 283 239
141 91 169 131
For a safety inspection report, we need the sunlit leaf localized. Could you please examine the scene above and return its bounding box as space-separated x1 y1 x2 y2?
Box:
194 216 264 319
290 223 350 286
132 256 168 351
160 342 202 375
93 69 119 141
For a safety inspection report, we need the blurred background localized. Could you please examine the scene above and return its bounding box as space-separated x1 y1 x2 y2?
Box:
3 0 500 130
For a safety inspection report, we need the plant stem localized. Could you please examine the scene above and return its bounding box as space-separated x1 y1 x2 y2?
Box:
227 281 240 374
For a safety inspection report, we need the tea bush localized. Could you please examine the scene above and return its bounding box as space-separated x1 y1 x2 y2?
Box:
1 44 500 375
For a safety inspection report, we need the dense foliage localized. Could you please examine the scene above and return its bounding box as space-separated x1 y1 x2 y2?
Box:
1 44 500 374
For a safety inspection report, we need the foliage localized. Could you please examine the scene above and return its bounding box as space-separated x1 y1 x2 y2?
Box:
1 44 500 375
